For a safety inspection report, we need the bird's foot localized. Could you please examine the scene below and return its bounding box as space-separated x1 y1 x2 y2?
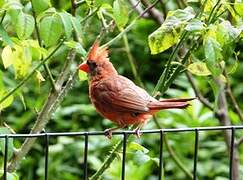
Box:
104 128 113 139
134 128 142 138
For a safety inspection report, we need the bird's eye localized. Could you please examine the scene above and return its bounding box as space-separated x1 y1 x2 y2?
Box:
87 60 97 71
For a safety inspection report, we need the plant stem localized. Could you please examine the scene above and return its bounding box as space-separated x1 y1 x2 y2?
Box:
122 34 144 87
0 10 6 24
152 31 189 96
30 0 57 91
0 40 64 105
102 0 161 48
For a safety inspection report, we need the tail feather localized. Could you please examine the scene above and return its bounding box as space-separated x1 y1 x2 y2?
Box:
148 98 195 110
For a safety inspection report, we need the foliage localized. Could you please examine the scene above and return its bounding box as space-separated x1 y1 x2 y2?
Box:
0 0 243 179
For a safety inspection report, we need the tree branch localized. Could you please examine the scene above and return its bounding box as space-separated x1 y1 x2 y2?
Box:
214 78 239 180
8 50 77 172
140 0 164 24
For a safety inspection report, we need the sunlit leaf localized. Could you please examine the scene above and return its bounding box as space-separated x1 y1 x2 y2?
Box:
36 70 45 84
234 1 243 16
15 11 35 39
113 0 129 29
78 70 88 81
148 7 195 54
187 62 211 76
0 91 14 111
40 15 63 47
1 45 14 68
12 46 32 78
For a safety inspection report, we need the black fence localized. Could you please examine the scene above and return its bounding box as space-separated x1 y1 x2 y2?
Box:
2 125 243 180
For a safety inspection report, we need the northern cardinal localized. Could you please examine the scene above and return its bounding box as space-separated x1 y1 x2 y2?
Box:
79 41 194 138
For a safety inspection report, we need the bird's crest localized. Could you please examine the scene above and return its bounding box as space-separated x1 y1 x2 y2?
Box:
87 41 109 62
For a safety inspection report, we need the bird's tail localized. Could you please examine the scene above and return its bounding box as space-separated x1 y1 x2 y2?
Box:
148 97 195 110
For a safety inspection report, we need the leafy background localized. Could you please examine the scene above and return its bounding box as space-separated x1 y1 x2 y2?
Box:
0 0 243 179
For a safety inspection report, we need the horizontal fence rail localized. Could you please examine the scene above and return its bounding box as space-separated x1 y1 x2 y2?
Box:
1 125 243 180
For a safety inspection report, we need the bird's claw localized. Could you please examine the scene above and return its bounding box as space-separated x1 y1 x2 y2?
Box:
104 129 113 139
135 128 142 138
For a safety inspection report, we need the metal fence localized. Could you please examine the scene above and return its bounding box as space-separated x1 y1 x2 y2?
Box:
2 125 243 180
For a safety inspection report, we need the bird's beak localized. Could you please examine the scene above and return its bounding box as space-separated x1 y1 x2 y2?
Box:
79 62 89 73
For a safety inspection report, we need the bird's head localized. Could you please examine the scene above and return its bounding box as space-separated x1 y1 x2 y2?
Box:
79 41 117 78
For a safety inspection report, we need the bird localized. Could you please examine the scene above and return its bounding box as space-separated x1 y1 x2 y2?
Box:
79 41 194 138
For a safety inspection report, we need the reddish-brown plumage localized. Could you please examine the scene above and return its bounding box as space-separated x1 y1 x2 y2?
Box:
79 41 194 137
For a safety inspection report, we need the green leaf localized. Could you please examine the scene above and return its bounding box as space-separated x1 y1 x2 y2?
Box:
113 0 128 29
203 37 222 76
234 1 243 16
58 12 73 38
2 1 23 10
40 15 63 47
15 11 35 39
148 7 195 54
0 25 13 47
0 127 14 159
64 40 87 56
187 62 211 76
185 19 205 32
128 142 149 154
148 28 179 54
0 171 19 180
78 70 88 81
32 0 50 14
1 45 14 68
70 16 81 40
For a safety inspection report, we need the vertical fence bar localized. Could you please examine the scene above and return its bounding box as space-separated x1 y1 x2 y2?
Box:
84 133 89 180
159 130 164 180
121 133 127 180
44 134 49 180
229 127 235 180
193 129 199 180
3 135 8 180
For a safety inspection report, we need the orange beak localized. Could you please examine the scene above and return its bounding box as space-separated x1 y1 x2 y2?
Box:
79 62 89 73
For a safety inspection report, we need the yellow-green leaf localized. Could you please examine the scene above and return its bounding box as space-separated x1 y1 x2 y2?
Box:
0 91 14 111
78 70 88 81
113 0 129 29
36 70 45 83
187 62 211 76
1 45 14 68
234 2 243 17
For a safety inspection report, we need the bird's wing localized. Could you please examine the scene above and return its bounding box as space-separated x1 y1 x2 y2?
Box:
92 76 153 113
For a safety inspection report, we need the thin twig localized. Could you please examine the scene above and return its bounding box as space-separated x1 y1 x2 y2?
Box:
102 0 161 48
122 33 144 87
224 70 243 122
30 0 57 91
186 72 214 111
140 0 164 24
